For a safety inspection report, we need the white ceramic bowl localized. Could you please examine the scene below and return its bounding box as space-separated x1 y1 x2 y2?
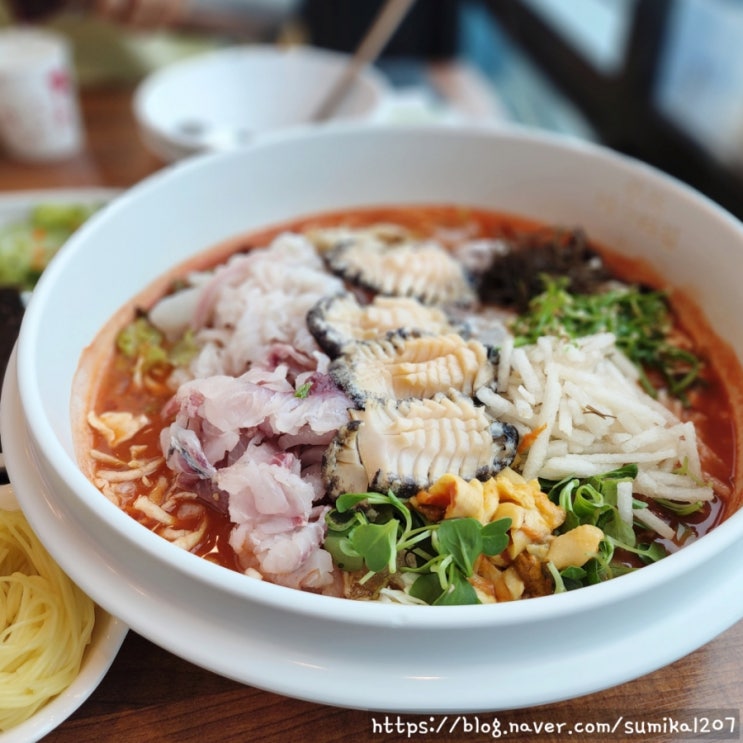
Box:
133 44 390 161
6 124 743 713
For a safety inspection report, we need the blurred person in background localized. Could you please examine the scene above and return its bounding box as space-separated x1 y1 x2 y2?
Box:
84 0 458 63
84 0 270 28
2 1 455 55
0 0 304 85
0 0 454 87
2 0 300 30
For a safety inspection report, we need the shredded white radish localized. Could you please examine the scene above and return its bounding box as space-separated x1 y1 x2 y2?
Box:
617 479 634 525
478 333 713 505
633 506 676 540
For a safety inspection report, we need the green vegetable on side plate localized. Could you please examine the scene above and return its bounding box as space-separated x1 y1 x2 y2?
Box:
0 202 101 290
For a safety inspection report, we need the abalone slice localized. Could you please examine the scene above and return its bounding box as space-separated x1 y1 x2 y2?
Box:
330 331 496 406
306 223 411 254
307 292 464 358
323 391 519 498
325 233 476 306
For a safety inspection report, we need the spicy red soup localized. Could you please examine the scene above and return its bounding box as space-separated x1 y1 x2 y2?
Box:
75 206 741 604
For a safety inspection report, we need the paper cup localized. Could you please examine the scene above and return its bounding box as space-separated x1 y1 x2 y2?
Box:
0 28 84 162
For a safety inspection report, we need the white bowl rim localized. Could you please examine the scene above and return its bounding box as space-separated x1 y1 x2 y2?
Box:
15 122 743 629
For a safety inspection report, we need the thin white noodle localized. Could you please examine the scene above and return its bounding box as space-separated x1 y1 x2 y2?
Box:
0 509 95 731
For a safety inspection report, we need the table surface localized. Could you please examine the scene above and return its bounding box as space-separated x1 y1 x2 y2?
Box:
1 86 742 743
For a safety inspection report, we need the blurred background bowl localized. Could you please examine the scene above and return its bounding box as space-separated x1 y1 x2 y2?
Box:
133 44 390 161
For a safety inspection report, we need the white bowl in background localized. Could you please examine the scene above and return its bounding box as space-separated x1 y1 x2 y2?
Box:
5 124 743 712
133 44 390 161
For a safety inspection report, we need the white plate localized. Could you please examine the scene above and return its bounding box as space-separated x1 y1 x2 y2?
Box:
0 187 121 302
3 347 742 712
0 190 125 741
0 424 127 742
0 188 120 226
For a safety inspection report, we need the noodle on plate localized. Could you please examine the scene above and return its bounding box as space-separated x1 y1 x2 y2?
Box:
0 495 95 731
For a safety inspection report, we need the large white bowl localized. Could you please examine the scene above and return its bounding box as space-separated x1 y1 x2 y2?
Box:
5 124 743 712
133 44 390 161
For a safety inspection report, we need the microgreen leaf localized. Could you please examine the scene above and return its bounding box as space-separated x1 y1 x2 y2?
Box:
560 565 586 580
409 572 445 604
322 533 365 572
349 521 399 573
481 518 511 556
435 518 482 577
335 493 372 513
433 573 480 605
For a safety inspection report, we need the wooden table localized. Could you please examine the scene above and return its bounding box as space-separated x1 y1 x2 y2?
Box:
2 86 742 743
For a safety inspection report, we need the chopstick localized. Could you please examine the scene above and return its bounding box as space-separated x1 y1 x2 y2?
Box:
310 0 418 122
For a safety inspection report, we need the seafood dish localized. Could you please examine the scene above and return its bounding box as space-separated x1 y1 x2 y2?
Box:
73 205 741 606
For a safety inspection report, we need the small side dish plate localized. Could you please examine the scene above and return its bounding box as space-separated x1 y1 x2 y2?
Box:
0 189 125 742
0 462 128 743
0 188 120 226
0 187 120 299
